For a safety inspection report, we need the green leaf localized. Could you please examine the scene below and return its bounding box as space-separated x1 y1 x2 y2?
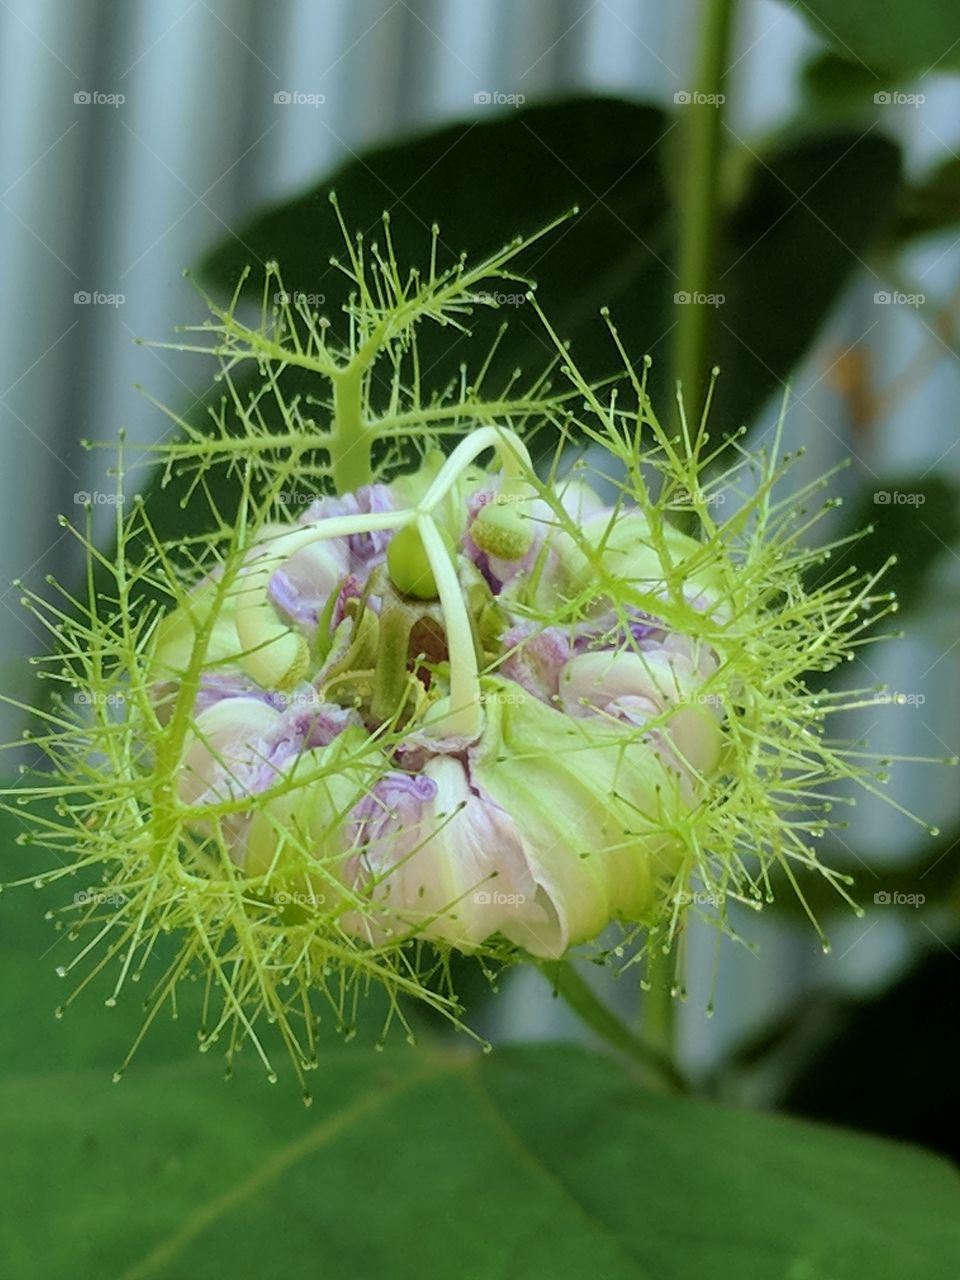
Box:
896 157 960 240
841 473 960 614
711 128 899 429
801 51 888 123
2 1042 959 1279
195 99 899 430
129 98 898 550
199 97 675 393
785 0 960 74
4 813 960 1280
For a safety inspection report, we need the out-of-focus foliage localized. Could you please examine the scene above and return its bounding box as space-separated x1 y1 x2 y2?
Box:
2 824 958 1280
786 0 960 73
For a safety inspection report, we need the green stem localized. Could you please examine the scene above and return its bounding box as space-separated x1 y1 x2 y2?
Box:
672 0 737 426
539 960 687 1093
330 364 373 493
643 946 677 1071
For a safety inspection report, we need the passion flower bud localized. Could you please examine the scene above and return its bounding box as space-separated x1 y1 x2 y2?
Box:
533 505 721 612
13 218 937 1089
468 685 684 954
178 696 283 808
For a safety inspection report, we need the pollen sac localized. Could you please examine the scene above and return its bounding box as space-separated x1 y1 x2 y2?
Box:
469 491 535 561
152 456 727 960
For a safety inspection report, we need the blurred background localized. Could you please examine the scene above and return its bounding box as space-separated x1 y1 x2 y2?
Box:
1 0 959 1186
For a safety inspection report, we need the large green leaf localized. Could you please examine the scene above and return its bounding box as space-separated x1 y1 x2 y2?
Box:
123 99 901 560
713 128 899 429
896 156 960 240
786 0 960 74
3 1042 960 1279
839 473 960 613
195 96 898 446
3 809 960 1279
199 97 675 398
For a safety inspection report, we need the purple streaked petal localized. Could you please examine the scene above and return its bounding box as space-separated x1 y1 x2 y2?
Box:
248 698 361 792
349 772 439 849
299 484 396 572
193 671 277 714
267 540 349 632
500 624 570 703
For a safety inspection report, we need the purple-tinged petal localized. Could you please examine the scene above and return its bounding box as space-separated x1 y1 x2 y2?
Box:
499 624 570 703
341 757 548 949
299 484 396 573
268 541 349 630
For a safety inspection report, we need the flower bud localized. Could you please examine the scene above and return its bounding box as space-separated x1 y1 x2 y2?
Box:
339 758 544 948
17 222 916 1084
558 647 722 775
468 685 684 954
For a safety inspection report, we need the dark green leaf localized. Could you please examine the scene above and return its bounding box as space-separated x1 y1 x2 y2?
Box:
198 99 900 434
3 812 960 1279
710 129 900 430
199 97 675 393
801 51 888 122
896 157 960 240
841 473 960 614
2 1042 959 1279
785 0 960 74
133 98 898 546
783 945 960 1161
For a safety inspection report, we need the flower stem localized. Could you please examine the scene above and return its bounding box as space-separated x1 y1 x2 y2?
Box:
330 363 373 493
643 946 677 1073
539 959 687 1093
672 0 737 425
